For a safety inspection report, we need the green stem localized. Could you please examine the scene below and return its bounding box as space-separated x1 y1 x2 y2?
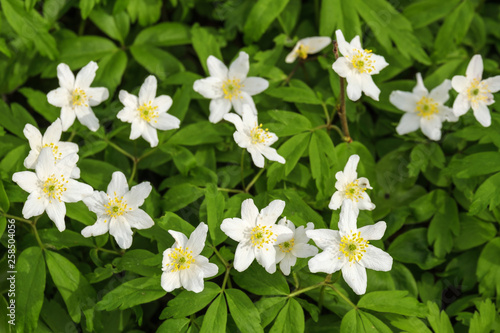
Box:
245 167 265 193
240 150 246 189
138 147 158 162
325 284 357 309
321 102 331 125
288 282 324 298
128 159 138 185
221 266 232 292
31 218 45 250
67 130 77 142
333 41 352 143
97 247 123 255
210 245 230 267
282 60 302 86
217 187 245 194
105 138 136 161
1 213 32 224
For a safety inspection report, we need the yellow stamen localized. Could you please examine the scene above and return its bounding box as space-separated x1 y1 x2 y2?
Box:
222 79 243 100
43 174 68 203
166 247 195 271
278 238 295 253
104 196 128 218
345 180 367 202
72 88 90 107
250 225 276 250
250 123 271 144
296 44 309 60
338 231 369 263
138 101 159 123
42 142 62 161
467 79 490 105
349 49 375 74
415 96 439 119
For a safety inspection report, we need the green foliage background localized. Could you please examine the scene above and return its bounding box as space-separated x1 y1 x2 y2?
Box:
1 0 500 332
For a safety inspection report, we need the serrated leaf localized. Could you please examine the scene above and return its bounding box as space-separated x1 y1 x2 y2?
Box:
476 237 500 299
426 302 453 333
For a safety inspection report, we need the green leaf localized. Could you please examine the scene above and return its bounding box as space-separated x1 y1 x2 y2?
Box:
232 263 290 296
89 9 130 44
16 247 45 333
45 251 96 323
19 88 60 122
477 237 500 299
403 0 461 29
453 214 496 251
0 179 10 212
0 100 37 138
309 130 335 198
340 309 392 333
469 299 496 333
134 22 191 46
80 0 97 19
266 80 323 105
427 192 459 258
160 282 220 319
157 318 190 333
225 288 264 333
66 201 97 226
320 0 360 38
59 36 118 69
408 143 445 178
204 183 227 245
94 50 128 94
270 298 304 333
255 297 287 328
126 0 162 26
470 172 500 214
191 24 222 74
267 110 313 137
277 0 301 36
168 122 223 146
79 159 120 189
163 184 205 212
130 44 184 81
115 249 159 277
200 293 227 333
389 315 431 333
446 152 500 178
243 0 290 42
38 229 95 249
358 291 427 318
426 302 453 333
96 276 166 311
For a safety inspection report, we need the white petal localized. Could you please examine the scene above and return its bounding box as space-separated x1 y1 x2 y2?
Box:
109 216 134 249
56 63 75 90
308 249 344 274
339 201 358 235
241 77 269 95
248 146 265 168
209 98 232 123
356 192 376 211
301 37 332 54
70 166 80 179
229 51 249 81
279 255 293 275
186 222 208 256
22 193 46 219
193 77 224 99
198 257 218 278
119 90 139 109
161 271 181 292
255 246 277 273
180 266 204 293
46 200 67 232
83 191 107 215
154 113 180 131
232 92 256 116
43 119 63 144
241 199 259 224
345 74 363 101
107 171 129 197
87 87 109 106
117 107 137 123
451 75 468 93
258 200 285 226
139 75 157 105
472 102 491 127
124 182 152 208
412 73 428 96
126 209 154 230
361 74 381 101
233 242 255 272
466 54 483 80
13 171 39 193
359 222 386 241
75 61 98 88
207 56 228 80
483 76 500 93
62 179 93 202
60 106 76 131
259 146 285 165
223 112 245 132
169 230 188 248
130 120 146 140
429 79 452 104
81 217 109 237
341 263 367 295
371 54 389 74
396 113 420 135
328 191 344 210
24 124 43 152
220 218 247 242
359 246 393 272
36 147 56 180
453 94 471 117
153 95 173 114
420 116 442 141
389 91 419 113
23 151 39 169
285 49 298 63
141 125 159 147
343 154 359 181
335 30 351 57
234 131 250 148
291 243 318 258
350 35 362 50
75 106 99 132
273 225 294 244
332 57 352 78
58 142 79 158
47 87 71 108
306 229 340 250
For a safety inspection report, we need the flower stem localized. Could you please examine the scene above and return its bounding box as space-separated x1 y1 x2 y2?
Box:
245 167 265 193
324 284 357 309
217 187 245 194
321 102 331 125
67 130 77 142
282 60 303 86
97 247 123 255
137 147 158 162
333 41 352 143
105 138 136 161
1 213 32 224
288 281 324 298
128 159 138 185
31 217 45 250
210 245 230 268
240 150 246 189
221 266 232 292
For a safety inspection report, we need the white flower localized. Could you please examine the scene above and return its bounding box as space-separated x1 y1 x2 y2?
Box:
117 75 180 147
23 118 80 178
193 51 269 123
47 61 109 132
285 36 332 63
223 105 285 168
81 171 154 249
12 147 93 231
307 201 393 295
220 199 293 273
329 154 375 213
451 54 500 127
274 219 318 275
161 222 218 293
332 30 388 101
390 73 458 141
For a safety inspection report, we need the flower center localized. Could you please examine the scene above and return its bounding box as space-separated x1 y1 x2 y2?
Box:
350 49 375 74
296 44 309 60
72 88 90 107
278 238 295 253
42 143 62 161
222 79 243 100
250 225 276 249
167 247 195 272
345 180 366 202
416 96 439 119
467 79 490 105
250 123 271 144
338 231 369 262
104 194 129 218
138 101 159 123
42 174 67 202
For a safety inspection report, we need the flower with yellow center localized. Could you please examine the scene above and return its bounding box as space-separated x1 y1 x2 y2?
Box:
285 36 332 63
221 199 293 273
224 105 285 168
47 61 109 131
118 75 180 147
12 147 93 232
162 223 218 293
391 73 457 141
332 30 388 101
307 201 393 295
452 54 500 127
329 154 375 214
193 51 269 123
81 171 154 249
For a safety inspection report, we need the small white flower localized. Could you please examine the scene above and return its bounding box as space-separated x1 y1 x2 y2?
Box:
285 36 332 63
390 73 458 141
47 61 109 132
274 219 318 275
12 147 93 231
332 30 388 101
451 54 500 127
23 118 80 178
193 51 269 123
224 105 285 168
117 75 180 147
81 171 154 249
307 201 393 295
329 154 375 213
220 199 293 273
161 222 218 293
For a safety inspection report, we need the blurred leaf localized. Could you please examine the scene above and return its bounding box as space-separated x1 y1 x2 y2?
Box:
130 44 184 80
168 121 223 146
204 183 227 245
126 0 162 26
469 299 496 333
320 0 360 38
243 0 290 42
191 24 223 74
0 180 10 212
446 152 500 178
340 309 392 333
59 36 118 69
0 100 37 138
477 237 500 299
403 0 461 29
38 229 95 249
157 318 190 333
134 22 191 46
266 80 322 105
89 9 130 45
19 88 60 122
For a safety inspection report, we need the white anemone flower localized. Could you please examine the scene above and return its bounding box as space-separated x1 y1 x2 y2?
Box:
220 199 293 273
390 73 458 141
329 154 375 213
161 222 218 293
23 118 80 178
117 75 180 147
12 147 93 231
193 51 269 123
332 29 388 101
81 171 154 249
451 54 500 127
274 219 318 275
285 36 332 63
47 61 109 132
223 105 285 168
307 201 393 295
